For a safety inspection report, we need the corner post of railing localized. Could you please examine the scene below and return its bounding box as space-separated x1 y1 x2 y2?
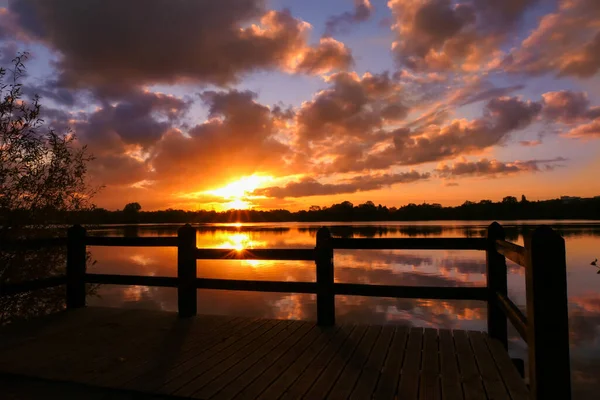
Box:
177 224 197 318
315 226 334 326
525 227 571 400
486 221 508 349
66 224 87 309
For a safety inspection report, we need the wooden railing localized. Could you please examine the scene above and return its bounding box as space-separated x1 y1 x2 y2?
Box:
487 222 571 400
0 222 571 400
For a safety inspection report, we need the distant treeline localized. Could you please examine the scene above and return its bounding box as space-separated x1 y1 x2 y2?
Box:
65 195 600 224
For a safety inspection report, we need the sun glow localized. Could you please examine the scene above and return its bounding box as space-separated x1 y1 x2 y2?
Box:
205 174 272 210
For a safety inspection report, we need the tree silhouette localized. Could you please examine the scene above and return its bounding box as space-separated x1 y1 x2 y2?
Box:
123 202 142 214
123 202 142 223
0 53 96 324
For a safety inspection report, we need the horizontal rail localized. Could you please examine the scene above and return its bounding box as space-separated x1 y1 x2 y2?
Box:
85 236 179 247
85 274 178 287
335 283 488 300
0 275 67 297
0 237 68 249
331 237 486 250
496 292 528 342
195 248 315 261
197 278 317 294
81 274 489 302
495 240 527 267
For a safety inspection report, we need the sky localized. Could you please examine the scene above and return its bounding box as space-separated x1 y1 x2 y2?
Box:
1 0 599 211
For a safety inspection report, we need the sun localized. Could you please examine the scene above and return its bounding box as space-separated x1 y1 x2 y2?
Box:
205 174 272 210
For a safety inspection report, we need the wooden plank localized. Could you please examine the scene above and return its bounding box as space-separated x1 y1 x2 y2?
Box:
25 309 182 382
438 330 463 400
203 321 314 400
0 307 126 350
125 316 262 391
397 327 424 399
0 308 140 372
485 336 529 400
453 330 485 400
372 326 409 399
420 328 440 400
196 248 315 261
334 284 487 301
197 279 317 294
302 324 368 399
157 318 278 394
349 325 395 400
91 314 243 388
421 328 439 374
259 326 344 400
468 331 510 399
231 324 327 400
327 325 381 400
171 320 294 397
331 237 486 250
85 274 177 287
279 324 357 400
494 239 527 267
85 236 178 247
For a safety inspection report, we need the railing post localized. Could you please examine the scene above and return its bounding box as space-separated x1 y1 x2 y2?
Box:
486 221 508 349
525 227 571 400
316 226 334 326
66 224 87 309
177 224 197 318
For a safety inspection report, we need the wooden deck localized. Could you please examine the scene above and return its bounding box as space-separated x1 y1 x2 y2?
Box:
0 307 528 400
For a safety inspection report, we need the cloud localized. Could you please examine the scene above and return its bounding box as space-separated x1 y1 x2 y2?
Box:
435 157 566 178
505 0 600 78
390 96 542 165
296 71 406 143
324 0 373 36
255 170 430 198
149 89 293 192
542 90 591 123
23 78 78 106
76 90 190 149
458 84 525 107
388 0 538 71
4 0 349 96
565 119 600 138
519 140 542 147
294 37 354 75
539 90 600 139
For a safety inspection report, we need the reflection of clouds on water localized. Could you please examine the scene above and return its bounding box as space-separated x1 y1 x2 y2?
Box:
129 254 156 267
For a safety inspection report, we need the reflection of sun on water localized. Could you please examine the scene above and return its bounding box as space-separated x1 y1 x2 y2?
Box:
213 232 273 268
216 232 266 251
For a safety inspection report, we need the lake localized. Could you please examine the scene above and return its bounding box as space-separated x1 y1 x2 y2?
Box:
86 220 600 399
